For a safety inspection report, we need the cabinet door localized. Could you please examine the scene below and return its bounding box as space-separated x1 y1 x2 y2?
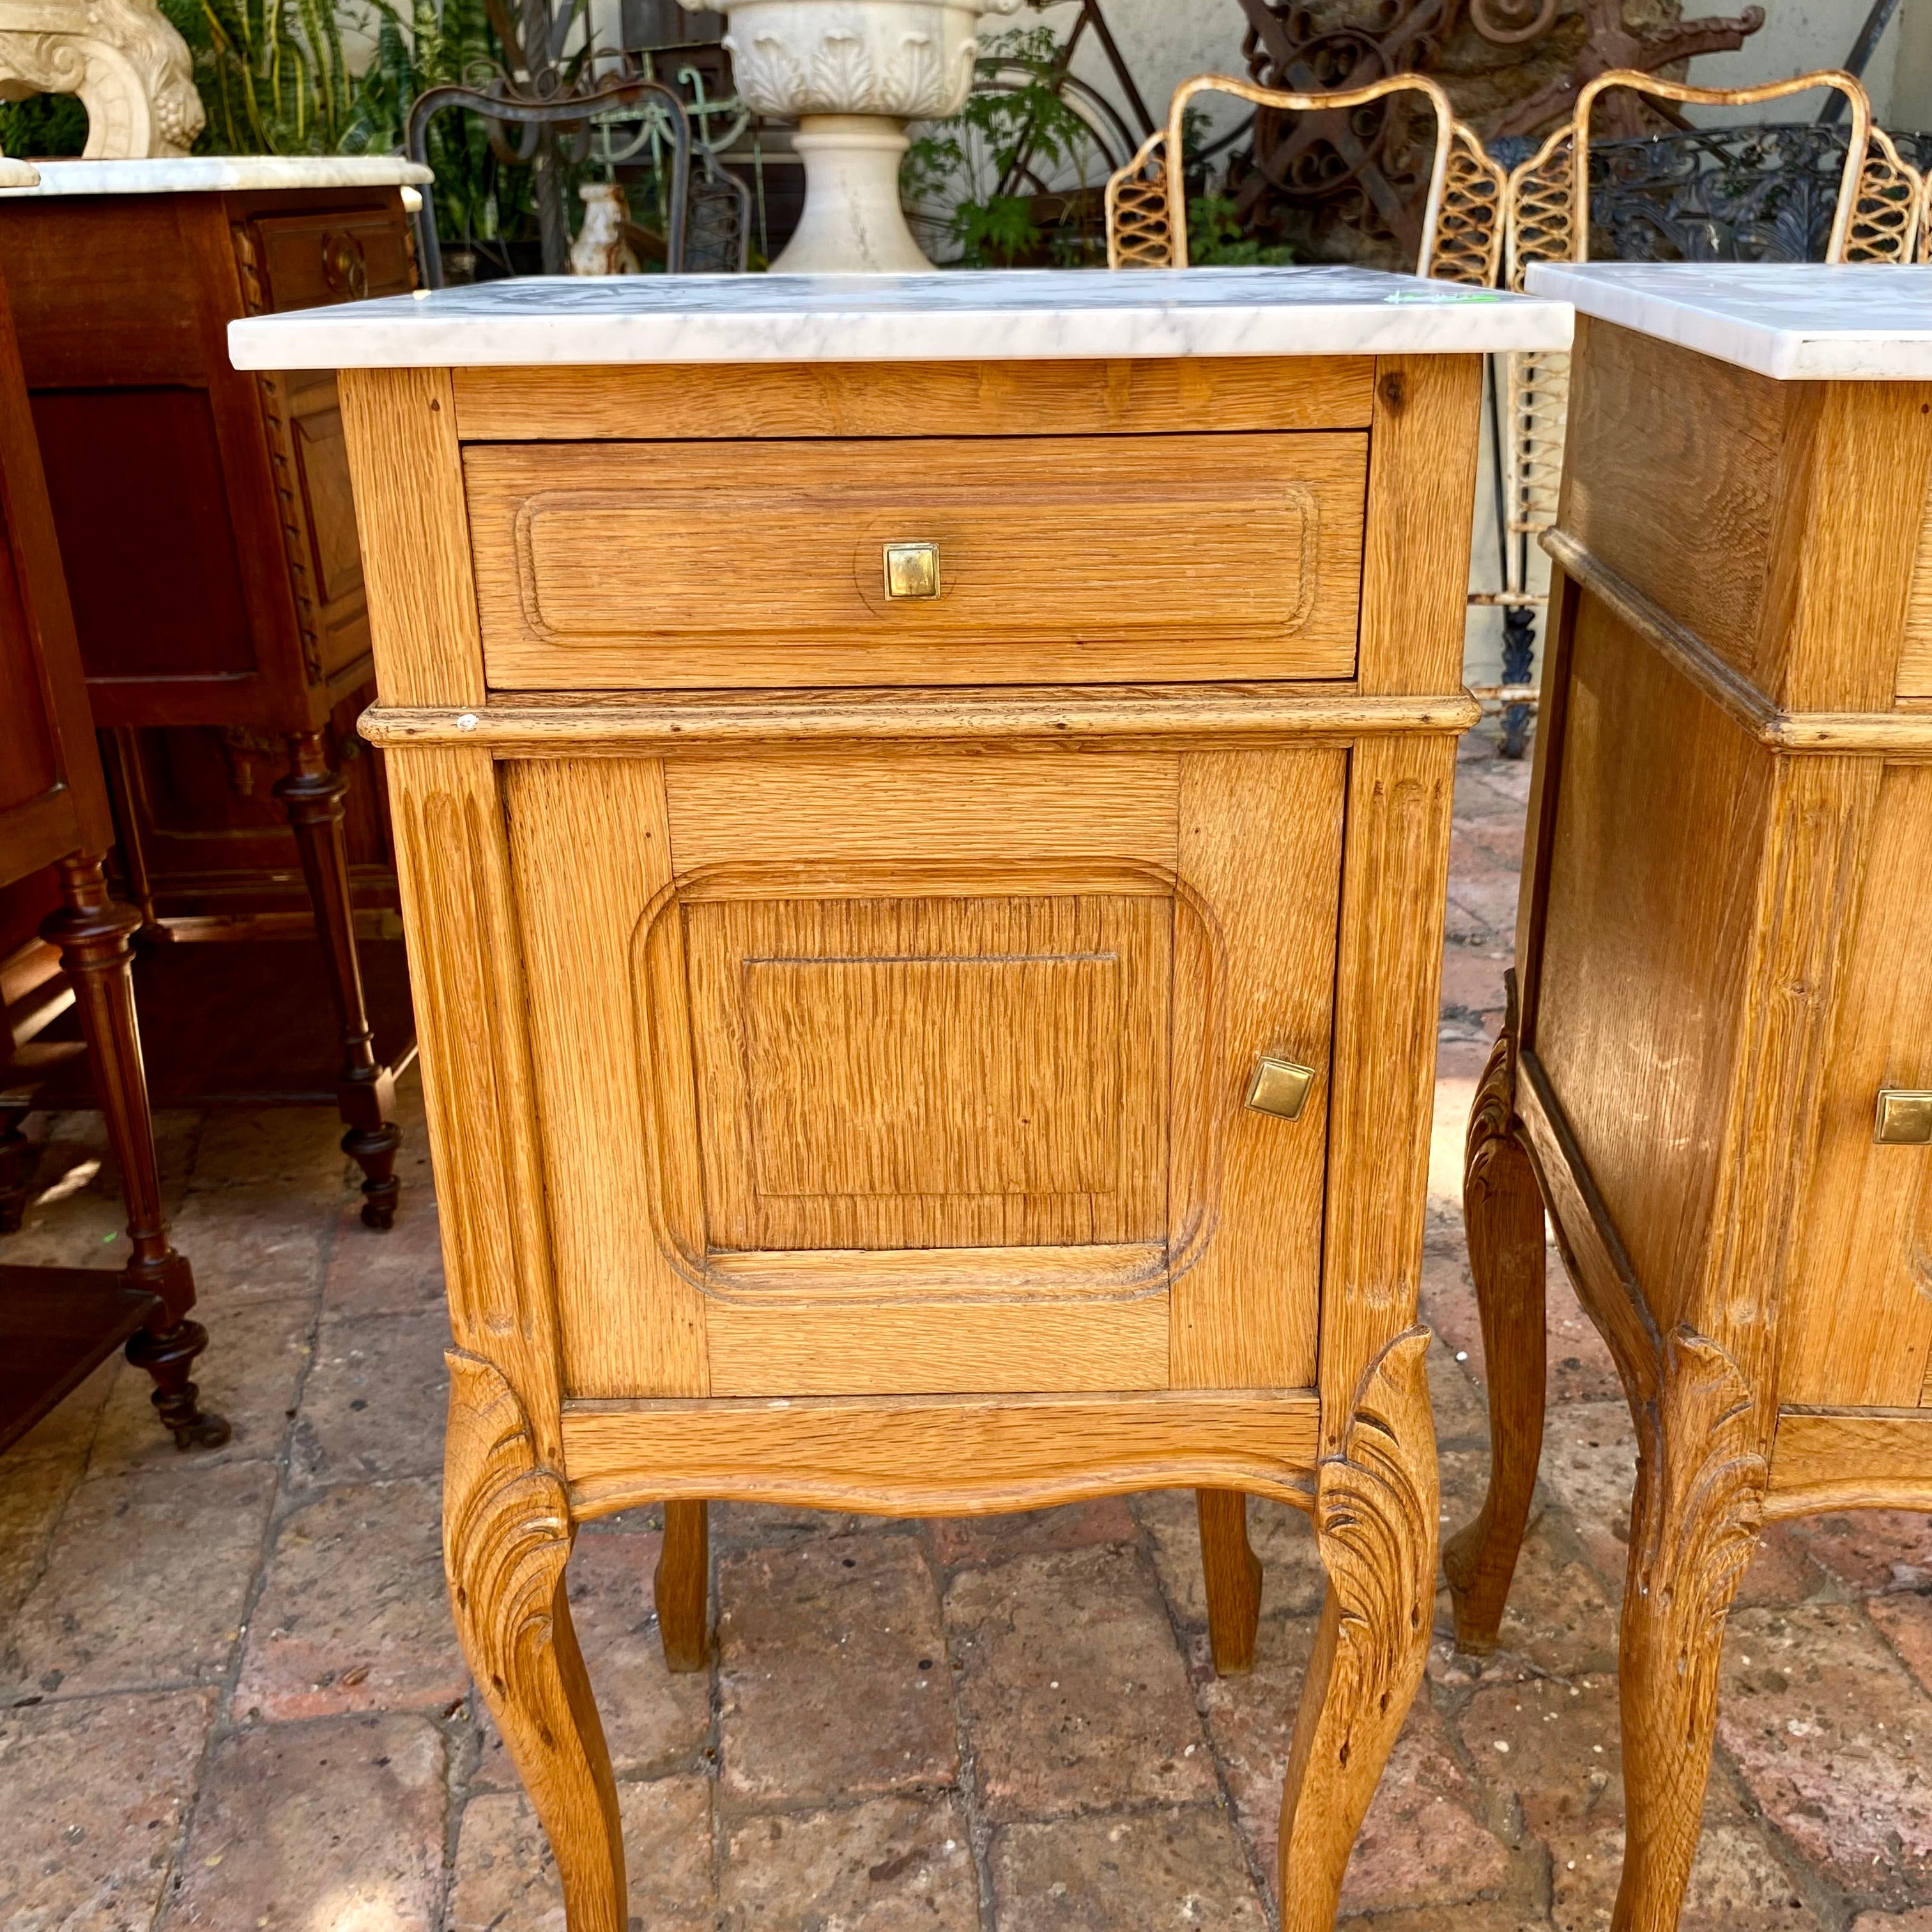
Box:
507 746 1344 1400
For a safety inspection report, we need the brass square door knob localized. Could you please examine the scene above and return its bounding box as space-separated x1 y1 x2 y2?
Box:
884 541 942 600
1246 1056 1316 1121
1874 1090 1932 1145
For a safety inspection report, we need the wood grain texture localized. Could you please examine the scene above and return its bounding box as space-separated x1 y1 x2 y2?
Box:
1280 1328 1438 1930
1561 318 1786 691
1197 1488 1263 1675
705 1296 1170 1396
1615 1326 1767 1932
444 1350 623 1932
1903 457 1932 698
1532 592 1770 1340
1358 355 1483 696
1169 749 1346 1390
1317 734 1456 1453
1759 375 1932 714
1442 981 1549 1653
360 685 1483 755
562 1388 1321 1518
653 1499 710 1673
1767 1407 1932 1515
387 746 562 1455
1778 763 1932 1408
503 758 707 1399
450 356 1376 441
663 751 1180 872
465 434 1367 691
338 367 485 708
682 893 1169 1253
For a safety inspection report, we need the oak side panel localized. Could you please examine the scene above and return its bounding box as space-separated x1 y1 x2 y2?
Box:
1780 763 1932 1407
338 366 486 709
1317 732 1457 1452
562 1389 1322 1518
464 433 1366 691
452 356 1377 441
1763 377 1932 714
1767 1408 1932 1515
1682 752 1878 1402
385 743 562 1457
1357 353 1483 696
662 749 1181 873
503 758 709 1399
1903 459 1932 698
1560 318 1785 692
705 1296 1169 1396
1531 592 1772 1337
1169 748 1347 1390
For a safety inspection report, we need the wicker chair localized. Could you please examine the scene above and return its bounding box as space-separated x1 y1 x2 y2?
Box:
1500 68 1925 624
1104 72 1506 287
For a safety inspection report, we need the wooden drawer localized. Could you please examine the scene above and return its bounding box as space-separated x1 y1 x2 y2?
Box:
254 210 414 310
503 745 1346 1399
465 432 1367 690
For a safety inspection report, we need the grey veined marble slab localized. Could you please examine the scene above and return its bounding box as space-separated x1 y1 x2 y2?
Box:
227 265 1572 370
0 157 431 197
1529 261 1932 381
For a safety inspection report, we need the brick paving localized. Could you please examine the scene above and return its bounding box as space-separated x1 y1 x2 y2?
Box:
3 712 1930 1930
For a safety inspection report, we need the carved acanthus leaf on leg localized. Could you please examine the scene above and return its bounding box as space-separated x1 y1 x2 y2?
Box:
444 1349 625 1932
1280 1326 1438 1931
1614 1323 1767 1932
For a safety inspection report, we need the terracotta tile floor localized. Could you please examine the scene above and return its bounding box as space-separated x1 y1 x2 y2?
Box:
4 714 1931 1931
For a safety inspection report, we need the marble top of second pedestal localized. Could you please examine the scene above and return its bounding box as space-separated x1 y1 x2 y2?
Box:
0 157 432 198
226 265 1572 370
1528 261 1932 381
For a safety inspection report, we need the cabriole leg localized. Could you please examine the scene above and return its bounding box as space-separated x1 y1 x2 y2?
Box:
1196 1488 1262 1676
1613 1328 1767 1932
654 1499 711 1673
275 730 402 1229
1279 1329 1438 1932
445 1349 625 1932
1443 995 1547 1651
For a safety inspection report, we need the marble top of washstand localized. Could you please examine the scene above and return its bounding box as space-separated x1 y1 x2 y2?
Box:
1528 261 1932 381
0 157 431 198
227 265 1573 370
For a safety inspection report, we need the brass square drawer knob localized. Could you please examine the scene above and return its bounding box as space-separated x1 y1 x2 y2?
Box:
883 540 942 601
1874 1090 1932 1146
1246 1056 1316 1121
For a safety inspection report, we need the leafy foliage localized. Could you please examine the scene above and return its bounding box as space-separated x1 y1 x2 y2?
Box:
901 24 1108 268
0 91 89 158
1187 190 1295 266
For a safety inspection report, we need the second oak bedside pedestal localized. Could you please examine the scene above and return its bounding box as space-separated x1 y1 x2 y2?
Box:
231 269 1571 1932
1446 261 1932 1932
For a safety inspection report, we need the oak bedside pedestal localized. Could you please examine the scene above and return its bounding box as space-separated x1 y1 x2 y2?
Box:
229 269 1571 1931
1445 261 1932 1932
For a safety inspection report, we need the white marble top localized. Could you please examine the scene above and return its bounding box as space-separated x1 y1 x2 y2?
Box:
0 157 431 198
227 265 1573 370
1528 261 1932 381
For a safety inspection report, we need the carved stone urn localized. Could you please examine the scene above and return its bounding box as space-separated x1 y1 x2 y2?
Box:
689 0 1023 272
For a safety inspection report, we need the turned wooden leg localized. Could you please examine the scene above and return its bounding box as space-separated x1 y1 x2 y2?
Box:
1279 1329 1438 1932
43 855 229 1450
1613 1327 1767 1932
1197 1488 1262 1675
1443 988 1547 1652
654 1499 711 1673
275 731 402 1230
0 1099 37 1232
446 1350 625 1932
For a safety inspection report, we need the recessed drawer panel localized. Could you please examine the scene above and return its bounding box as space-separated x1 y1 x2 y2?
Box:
465 433 1367 689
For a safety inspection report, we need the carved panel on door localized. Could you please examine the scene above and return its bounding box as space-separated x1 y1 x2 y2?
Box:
678 891 1171 1255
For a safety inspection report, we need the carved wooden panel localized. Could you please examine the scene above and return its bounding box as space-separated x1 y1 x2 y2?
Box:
680 891 1169 1254
464 432 1368 689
